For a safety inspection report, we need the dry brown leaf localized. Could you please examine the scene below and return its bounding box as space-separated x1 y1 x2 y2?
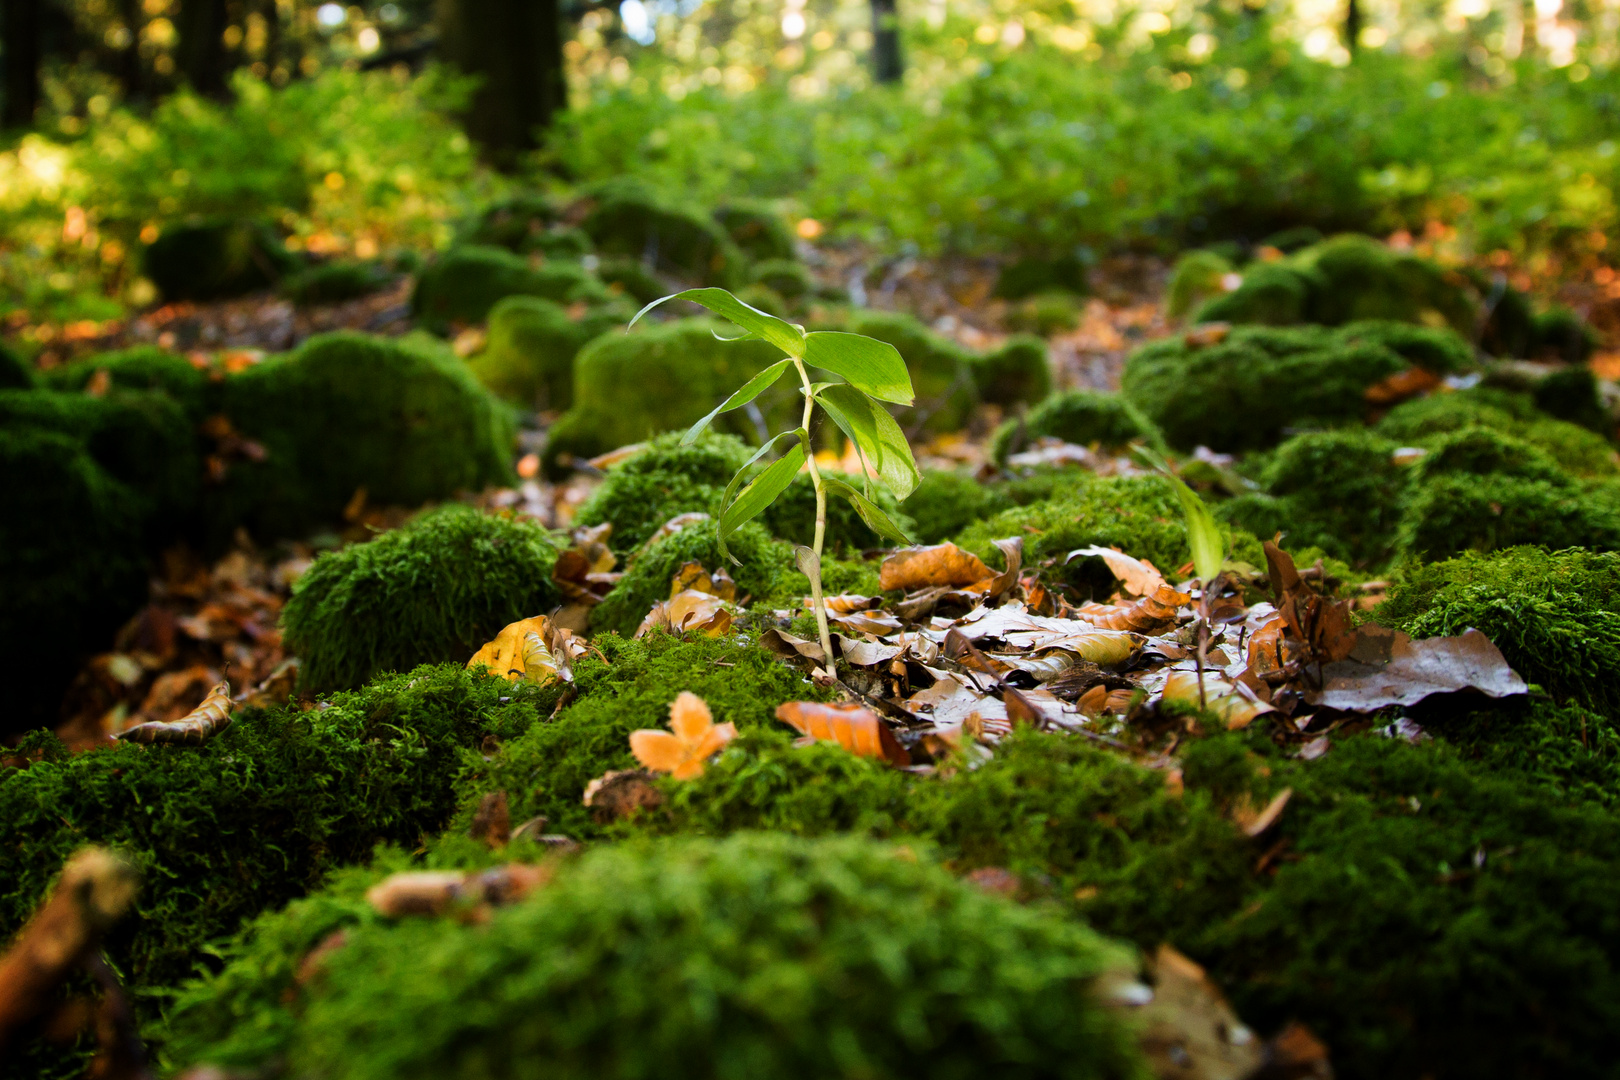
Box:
1066 545 1167 597
1303 626 1527 712
775 701 911 766
586 442 646 471
115 678 233 745
642 512 711 550
637 589 735 639
1079 582 1192 634
1124 944 1264 1080
829 609 905 636
671 561 736 601
366 864 552 919
1162 670 1275 730
822 594 878 614
468 791 510 849
629 692 737 779
582 768 666 823
879 542 993 592
1231 787 1293 838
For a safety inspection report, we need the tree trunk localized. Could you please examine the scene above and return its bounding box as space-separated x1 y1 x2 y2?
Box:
436 0 565 169
1344 0 1361 54
1 0 40 128
871 0 902 84
177 0 231 96
118 0 142 100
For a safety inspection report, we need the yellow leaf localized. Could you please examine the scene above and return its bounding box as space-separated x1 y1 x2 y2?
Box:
468 616 567 685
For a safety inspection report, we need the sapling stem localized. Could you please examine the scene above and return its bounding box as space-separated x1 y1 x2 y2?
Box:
791 356 835 675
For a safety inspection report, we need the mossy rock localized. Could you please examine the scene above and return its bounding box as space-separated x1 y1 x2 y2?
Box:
281 260 394 306
1257 225 1323 253
1531 365 1609 434
1194 261 1312 326
714 199 798 262
580 180 745 288
166 831 1140 1080
468 295 629 409
543 319 794 476
975 334 1052 408
993 253 1089 300
282 505 560 691
1411 425 1569 486
455 193 559 251
1374 387 1618 477
212 332 515 543
573 433 752 553
990 389 1155 465
590 521 793 638
1165 249 1235 320
595 256 668 305
0 341 34 389
903 469 1015 544
40 345 213 421
1004 290 1083 336
142 219 299 303
0 662 546 1073
410 245 610 332
1397 472 1620 561
747 258 815 300
760 469 911 555
1533 307 1598 365
0 424 145 735
1375 547 1620 711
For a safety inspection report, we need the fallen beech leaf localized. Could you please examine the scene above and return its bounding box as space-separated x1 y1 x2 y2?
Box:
582 768 665 823
671 561 736 601
1232 787 1293 838
638 590 735 638
468 791 510 848
880 542 993 592
587 442 646 471
962 537 1023 601
1363 365 1442 406
1120 944 1264 1080
829 608 904 635
1303 626 1527 712
115 678 233 745
1078 582 1192 634
467 616 573 686
758 627 827 664
822 594 878 614
629 692 737 779
775 701 911 765
1162 670 1274 730
1066 545 1166 597
366 864 552 918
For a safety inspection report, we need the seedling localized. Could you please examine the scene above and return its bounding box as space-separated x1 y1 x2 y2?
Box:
631 289 919 671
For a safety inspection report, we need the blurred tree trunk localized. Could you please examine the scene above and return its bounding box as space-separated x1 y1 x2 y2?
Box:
436 0 565 168
177 0 230 95
1344 0 1361 54
117 0 142 99
872 0 902 83
1 0 40 128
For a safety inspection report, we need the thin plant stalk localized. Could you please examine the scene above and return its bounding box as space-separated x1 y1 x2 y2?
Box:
792 356 835 673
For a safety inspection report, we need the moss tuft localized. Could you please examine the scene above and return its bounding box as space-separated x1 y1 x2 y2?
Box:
410 245 609 332
903 469 1016 543
282 505 559 691
280 260 394 306
1166 249 1234 320
1375 389 1617 477
747 258 815 300
590 522 793 637
574 433 750 552
1411 425 1568 486
1396 473 1620 561
0 341 33 389
468 295 628 409
713 199 798 262
580 180 745 287
974 333 1052 408
991 389 1155 465
143 219 298 302
41 345 212 421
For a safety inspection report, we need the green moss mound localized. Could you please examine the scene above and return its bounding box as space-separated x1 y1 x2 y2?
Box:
993 253 1089 300
1122 322 1469 452
1532 364 1609 433
1374 547 1620 711
595 256 668 304
1533 307 1598 365
1411 425 1569 486
891 469 1014 544
1396 473 1620 561
543 319 792 475
169 832 1141 1080
455 194 559 251
281 260 394 306
1425 695 1620 809
991 390 1154 465
0 341 33 389
1193 260 1311 325
747 257 815 301
142 219 298 302
40 345 212 420
1375 389 1618 478
282 505 560 692
0 664 545 1048
590 522 792 638
0 425 146 735
410 245 609 331
975 334 1052 408
1004 291 1082 336
580 181 745 287
574 433 751 552
761 471 910 555
468 295 627 409
1165 250 1234 320
213 332 515 543
714 199 798 262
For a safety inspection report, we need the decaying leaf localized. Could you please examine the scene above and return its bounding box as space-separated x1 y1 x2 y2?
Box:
468 791 510 848
1231 787 1293 838
466 616 575 687
775 701 911 766
637 589 735 638
1079 582 1193 634
552 523 619 606
880 542 994 592
582 768 666 823
1113 944 1266 1080
1303 626 1527 712
1162 670 1274 730
1067 545 1167 597
115 679 233 745
366 863 552 919
629 691 737 779
643 511 711 550
671 560 737 601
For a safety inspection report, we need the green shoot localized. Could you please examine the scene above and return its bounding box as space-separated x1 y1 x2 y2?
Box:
631 289 918 674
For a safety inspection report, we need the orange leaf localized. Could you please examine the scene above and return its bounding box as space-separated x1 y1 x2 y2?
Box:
879 543 993 592
629 691 736 779
775 701 911 766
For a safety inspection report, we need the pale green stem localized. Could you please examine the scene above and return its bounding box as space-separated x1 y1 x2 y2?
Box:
792 356 834 675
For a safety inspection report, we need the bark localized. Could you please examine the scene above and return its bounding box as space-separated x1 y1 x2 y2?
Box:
177 0 231 96
1345 0 1362 54
117 0 142 99
1 0 40 128
871 0 902 84
436 0 565 168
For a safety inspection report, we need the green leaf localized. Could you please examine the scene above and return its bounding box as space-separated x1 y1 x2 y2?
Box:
803 332 914 405
632 288 805 358
682 359 794 445
1134 446 1225 583
821 476 913 545
720 441 806 560
816 384 920 500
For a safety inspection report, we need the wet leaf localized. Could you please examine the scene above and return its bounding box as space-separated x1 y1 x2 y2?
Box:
1304 626 1528 712
629 691 737 780
1113 944 1265 1080
775 701 911 766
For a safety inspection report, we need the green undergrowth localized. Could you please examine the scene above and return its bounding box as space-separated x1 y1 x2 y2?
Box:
410 245 610 332
1422 695 1620 808
900 470 1017 544
164 833 1143 1080
1374 389 1618 478
282 505 561 692
468 295 630 409
589 521 794 638
0 664 548 1070
990 390 1160 466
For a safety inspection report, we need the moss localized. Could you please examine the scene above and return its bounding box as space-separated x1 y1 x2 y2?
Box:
975 333 1052 408
0 340 33 389
410 245 610 332
168 833 1141 1080
0 664 544 1053
0 425 145 735
1532 365 1609 434
1374 547 1620 711
1165 249 1234 320
580 180 745 287
590 521 792 637
1333 318 1474 373
142 219 298 302
1533 307 1597 364
1478 281 1537 358
761 471 910 555
543 319 794 475
1194 261 1312 325
1121 323 1405 452
747 257 815 300
1396 473 1620 561
1377 390 1619 478
1004 290 1082 336
280 260 394 306
282 505 559 691
713 199 798 262
1411 425 1569 486
595 256 668 305
1258 225 1323 252
468 295 628 409
574 433 751 552
991 389 1154 465
992 253 1090 300
1425 696 1620 809
213 332 515 543
40 345 211 420
840 310 978 435
455 194 558 251
903 469 1016 544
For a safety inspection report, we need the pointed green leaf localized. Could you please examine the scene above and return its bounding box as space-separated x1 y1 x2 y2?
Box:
803 332 914 405
632 288 805 357
720 442 805 555
816 383 920 500
716 429 806 563
821 476 913 545
682 358 794 445
1134 445 1225 583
